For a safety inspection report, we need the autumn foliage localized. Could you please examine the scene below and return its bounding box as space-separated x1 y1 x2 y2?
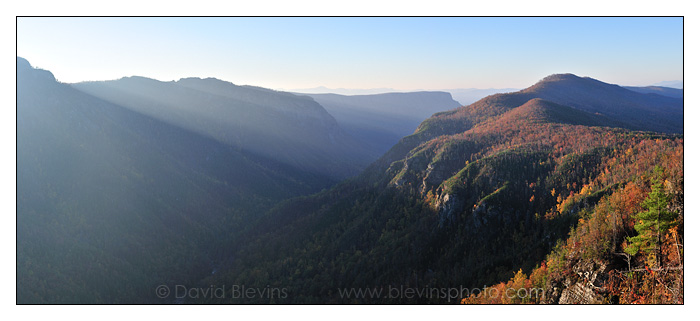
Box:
462 138 682 304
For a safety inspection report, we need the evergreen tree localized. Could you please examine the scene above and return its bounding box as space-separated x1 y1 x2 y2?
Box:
625 166 677 267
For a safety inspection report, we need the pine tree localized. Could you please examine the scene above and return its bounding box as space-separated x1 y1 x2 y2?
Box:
624 166 677 268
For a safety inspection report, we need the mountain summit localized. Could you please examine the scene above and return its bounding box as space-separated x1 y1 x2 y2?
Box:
522 74 682 133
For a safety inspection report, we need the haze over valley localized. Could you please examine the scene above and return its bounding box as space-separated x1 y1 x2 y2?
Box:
16 17 684 306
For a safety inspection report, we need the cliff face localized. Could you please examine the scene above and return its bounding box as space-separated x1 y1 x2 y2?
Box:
436 193 462 227
543 259 612 304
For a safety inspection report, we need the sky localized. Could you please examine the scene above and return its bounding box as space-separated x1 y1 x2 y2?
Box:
17 17 683 91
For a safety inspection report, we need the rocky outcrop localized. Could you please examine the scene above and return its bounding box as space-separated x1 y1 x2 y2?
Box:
559 282 598 304
543 259 610 304
422 159 464 194
436 193 463 227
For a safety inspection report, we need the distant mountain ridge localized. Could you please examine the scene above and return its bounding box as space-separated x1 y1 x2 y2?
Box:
293 86 519 106
653 80 683 89
291 86 399 95
444 87 520 105
304 91 462 157
73 76 375 180
623 85 683 99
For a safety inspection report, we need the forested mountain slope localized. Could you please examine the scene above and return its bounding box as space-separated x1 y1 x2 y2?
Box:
17 57 339 303
193 74 683 304
73 76 374 180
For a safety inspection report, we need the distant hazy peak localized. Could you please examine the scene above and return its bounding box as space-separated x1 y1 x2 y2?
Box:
536 73 590 83
17 56 31 69
653 80 683 89
310 90 456 99
17 57 56 82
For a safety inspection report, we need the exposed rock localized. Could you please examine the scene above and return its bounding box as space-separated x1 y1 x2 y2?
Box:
548 260 609 304
423 163 453 191
559 282 598 304
436 193 462 227
470 202 488 229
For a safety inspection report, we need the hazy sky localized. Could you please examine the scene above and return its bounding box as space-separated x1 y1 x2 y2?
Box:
17 17 682 90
